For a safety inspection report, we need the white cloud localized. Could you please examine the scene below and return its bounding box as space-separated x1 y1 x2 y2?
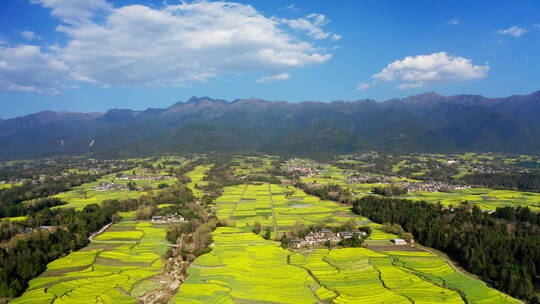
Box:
279 13 341 40
256 73 290 83
20 31 41 40
30 0 112 24
0 45 70 93
372 52 489 89
497 26 527 37
19 0 332 91
282 4 299 12
356 82 369 91
533 24 540 29
448 18 459 25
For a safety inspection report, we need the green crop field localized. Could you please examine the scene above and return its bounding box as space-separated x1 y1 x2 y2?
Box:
11 222 170 304
214 183 387 238
405 188 540 211
22 168 179 210
186 165 212 198
170 227 319 304
299 163 540 211
173 183 520 304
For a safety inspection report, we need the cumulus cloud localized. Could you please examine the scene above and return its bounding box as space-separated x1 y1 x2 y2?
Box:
372 52 489 89
256 73 290 83
356 82 369 91
497 26 527 37
20 31 41 40
4 0 333 92
0 45 70 93
279 13 341 40
30 0 112 24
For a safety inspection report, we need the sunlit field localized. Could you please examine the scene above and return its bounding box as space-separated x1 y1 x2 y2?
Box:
11 222 169 304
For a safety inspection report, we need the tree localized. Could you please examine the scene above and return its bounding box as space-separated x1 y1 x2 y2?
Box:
263 227 271 240
252 221 261 234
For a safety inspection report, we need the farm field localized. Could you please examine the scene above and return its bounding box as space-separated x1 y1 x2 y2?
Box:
23 167 180 210
170 226 319 304
214 183 381 238
231 155 278 177
406 188 540 211
291 248 518 304
175 186 520 304
11 221 170 304
301 167 540 211
186 165 212 198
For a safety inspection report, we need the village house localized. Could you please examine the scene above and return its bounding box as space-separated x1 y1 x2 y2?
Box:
151 213 186 223
95 182 129 191
291 229 367 248
117 174 174 181
391 238 407 245
23 226 55 234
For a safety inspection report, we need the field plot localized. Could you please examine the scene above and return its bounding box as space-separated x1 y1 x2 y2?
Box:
214 184 380 237
170 227 319 304
180 183 521 304
23 168 178 210
11 222 169 304
291 248 519 304
301 166 540 211
406 188 540 211
186 165 212 197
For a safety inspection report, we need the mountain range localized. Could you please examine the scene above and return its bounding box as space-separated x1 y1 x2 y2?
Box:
2 91 540 160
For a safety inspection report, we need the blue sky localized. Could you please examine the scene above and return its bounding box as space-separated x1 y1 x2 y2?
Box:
0 0 539 118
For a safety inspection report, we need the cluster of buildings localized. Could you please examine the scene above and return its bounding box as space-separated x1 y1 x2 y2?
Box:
117 174 173 181
346 174 394 184
151 213 186 223
289 229 367 248
23 226 55 234
396 180 470 192
94 182 129 191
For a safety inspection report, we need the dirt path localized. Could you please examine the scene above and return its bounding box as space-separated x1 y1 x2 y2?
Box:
267 184 279 236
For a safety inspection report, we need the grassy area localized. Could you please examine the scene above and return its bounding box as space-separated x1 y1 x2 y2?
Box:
11 222 169 304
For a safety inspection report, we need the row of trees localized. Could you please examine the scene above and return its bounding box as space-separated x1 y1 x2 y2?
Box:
372 185 408 196
0 203 116 298
0 173 100 218
461 171 540 193
353 196 540 303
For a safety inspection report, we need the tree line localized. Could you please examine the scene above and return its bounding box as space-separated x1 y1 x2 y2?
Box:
461 171 540 193
0 173 99 218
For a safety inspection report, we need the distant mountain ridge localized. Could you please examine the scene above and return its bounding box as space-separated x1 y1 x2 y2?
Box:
1 91 540 160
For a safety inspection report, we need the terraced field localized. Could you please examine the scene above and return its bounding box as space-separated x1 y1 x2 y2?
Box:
11 222 170 304
292 249 517 304
170 227 319 304
175 183 520 304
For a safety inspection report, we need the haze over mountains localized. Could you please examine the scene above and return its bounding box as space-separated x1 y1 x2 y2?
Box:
2 90 540 160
